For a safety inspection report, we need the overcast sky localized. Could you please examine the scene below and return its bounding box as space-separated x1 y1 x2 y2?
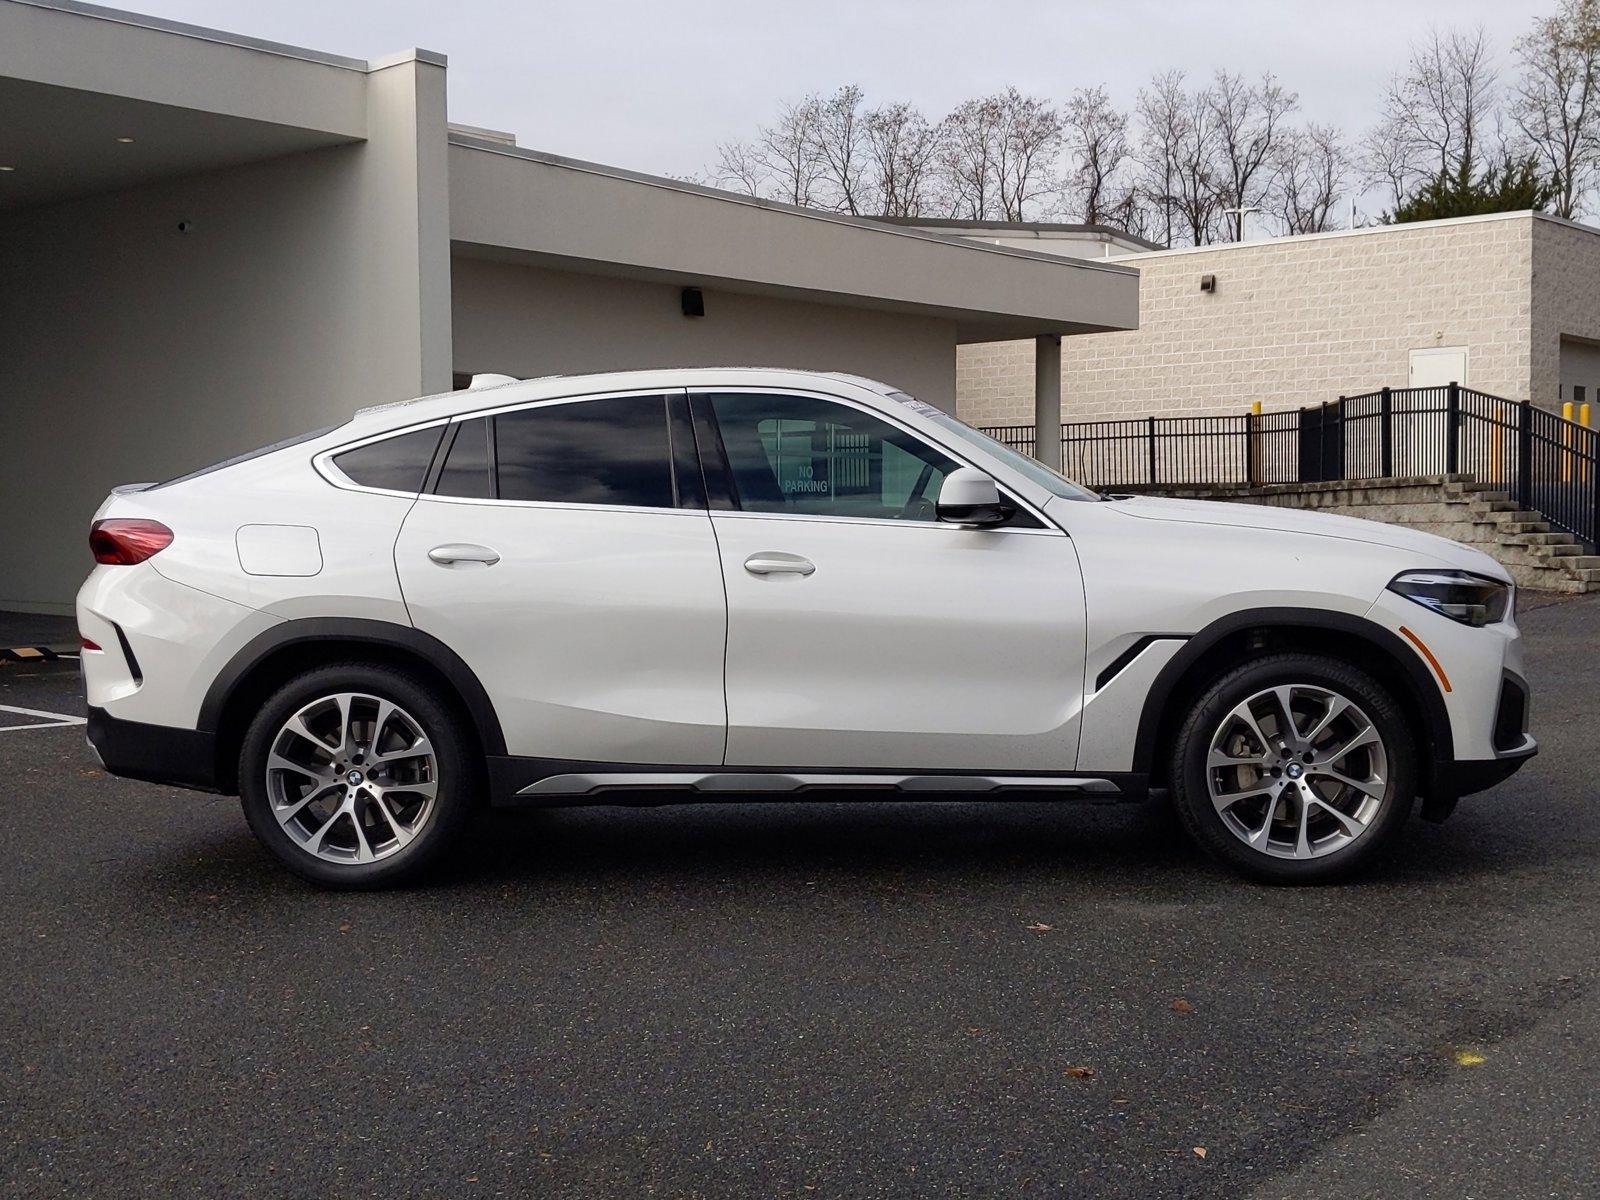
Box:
135 0 1542 189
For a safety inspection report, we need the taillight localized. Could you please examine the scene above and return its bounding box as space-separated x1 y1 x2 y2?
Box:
89 519 174 565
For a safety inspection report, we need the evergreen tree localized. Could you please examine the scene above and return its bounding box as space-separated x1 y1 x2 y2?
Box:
1389 153 1558 222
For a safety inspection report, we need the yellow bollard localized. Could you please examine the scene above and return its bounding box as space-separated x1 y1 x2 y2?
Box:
1584 405 1594 484
1248 401 1262 483
1563 403 1575 482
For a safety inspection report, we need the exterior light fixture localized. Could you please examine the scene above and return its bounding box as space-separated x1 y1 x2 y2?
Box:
681 287 705 318
0 165 14 172
116 136 135 144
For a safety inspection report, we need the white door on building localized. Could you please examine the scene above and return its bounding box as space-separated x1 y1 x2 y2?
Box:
1403 347 1468 474
1409 346 1468 389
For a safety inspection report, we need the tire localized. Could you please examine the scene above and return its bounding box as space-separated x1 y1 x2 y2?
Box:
238 662 480 889
1168 652 1417 884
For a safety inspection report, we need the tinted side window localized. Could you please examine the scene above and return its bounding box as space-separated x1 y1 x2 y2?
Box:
707 392 958 522
495 394 675 508
332 427 442 493
435 418 493 499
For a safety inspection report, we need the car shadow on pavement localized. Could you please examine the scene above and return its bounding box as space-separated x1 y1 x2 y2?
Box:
131 778 1561 899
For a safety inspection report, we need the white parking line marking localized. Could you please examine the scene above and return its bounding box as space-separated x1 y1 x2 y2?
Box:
0 703 87 731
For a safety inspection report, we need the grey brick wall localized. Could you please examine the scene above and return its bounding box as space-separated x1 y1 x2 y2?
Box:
957 213 1547 426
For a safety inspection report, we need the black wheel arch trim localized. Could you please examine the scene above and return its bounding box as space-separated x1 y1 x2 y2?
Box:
198 617 508 757
1131 606 1454 785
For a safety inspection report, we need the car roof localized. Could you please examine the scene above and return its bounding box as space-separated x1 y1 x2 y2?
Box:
349 367 902 433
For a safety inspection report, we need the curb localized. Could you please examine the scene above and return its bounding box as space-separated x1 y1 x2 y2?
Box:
0 644 78 663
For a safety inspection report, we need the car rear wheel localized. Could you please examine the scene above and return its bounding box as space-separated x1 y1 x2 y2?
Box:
1169 653 1417 883
239 663 478 888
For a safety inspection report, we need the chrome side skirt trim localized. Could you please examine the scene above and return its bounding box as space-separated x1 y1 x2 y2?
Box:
517 772 1122 797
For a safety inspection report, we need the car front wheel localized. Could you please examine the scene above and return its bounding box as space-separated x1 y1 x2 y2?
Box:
239 663 478 888
1169 653 1417 883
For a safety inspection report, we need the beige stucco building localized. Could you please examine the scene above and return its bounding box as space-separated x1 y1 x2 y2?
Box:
946 212 1600 428
1 0 1137 613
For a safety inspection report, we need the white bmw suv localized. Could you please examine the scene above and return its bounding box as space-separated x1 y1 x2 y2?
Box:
78 369 1534 887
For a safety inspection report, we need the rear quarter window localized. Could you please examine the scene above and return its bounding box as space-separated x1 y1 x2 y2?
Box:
332 427 444 493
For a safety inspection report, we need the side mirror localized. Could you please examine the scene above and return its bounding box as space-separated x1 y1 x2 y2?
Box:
936 467 1014 527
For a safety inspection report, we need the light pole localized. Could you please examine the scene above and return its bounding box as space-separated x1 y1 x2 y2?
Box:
1222 205 1261 242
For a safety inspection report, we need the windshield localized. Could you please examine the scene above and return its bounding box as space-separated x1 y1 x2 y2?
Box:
885 392 1100 501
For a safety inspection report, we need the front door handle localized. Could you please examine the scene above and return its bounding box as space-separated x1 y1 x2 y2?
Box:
743 551 815 577
428 543 501 567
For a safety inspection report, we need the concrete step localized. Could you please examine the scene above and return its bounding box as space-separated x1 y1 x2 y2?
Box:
1139 478 1599 590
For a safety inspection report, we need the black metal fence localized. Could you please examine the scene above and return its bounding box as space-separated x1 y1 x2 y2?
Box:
980 384 1599 546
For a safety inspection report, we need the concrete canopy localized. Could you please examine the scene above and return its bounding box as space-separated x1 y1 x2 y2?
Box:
448 136 1139 344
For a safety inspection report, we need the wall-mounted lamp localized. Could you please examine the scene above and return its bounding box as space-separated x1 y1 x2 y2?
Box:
681 287 705 318
1199 274 1217 293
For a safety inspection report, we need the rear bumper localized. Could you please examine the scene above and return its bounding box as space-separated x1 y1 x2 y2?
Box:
86 706 220 793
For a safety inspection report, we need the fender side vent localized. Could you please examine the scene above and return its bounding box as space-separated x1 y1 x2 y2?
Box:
112 623 143 686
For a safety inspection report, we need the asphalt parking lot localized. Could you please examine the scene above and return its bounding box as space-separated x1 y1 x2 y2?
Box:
3 597 1598 1199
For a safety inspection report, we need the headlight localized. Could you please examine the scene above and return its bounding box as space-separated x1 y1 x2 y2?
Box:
1388 570 1511 627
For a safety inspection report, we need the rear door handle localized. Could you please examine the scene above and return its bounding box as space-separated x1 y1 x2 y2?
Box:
427 543 501 567
743 552 815 577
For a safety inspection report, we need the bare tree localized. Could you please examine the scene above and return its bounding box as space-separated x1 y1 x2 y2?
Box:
994 89 1066 220
1513 0 1600 218
1272 123 1348 233
1135 70 1190 247
710 137 769 197
712 94 827 207
1209 70 1299 239
937 89 1063 221
1172 78 1223 244
1357 111 1421 213
1381 26 1499 180
938 96 1001 219
863 101 944 217
1063 85 1132 224
813 85 871 214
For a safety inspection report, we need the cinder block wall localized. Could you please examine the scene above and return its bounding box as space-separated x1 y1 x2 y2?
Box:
1532 216 1600 407
957 214 1538 426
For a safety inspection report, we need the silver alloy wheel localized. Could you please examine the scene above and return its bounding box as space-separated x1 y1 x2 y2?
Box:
265 692 438 865
1205 683 1388 860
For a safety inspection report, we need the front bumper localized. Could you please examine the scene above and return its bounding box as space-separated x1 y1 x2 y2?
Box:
1423 733 1537 821
1440 734 1538 799
86 706 220 793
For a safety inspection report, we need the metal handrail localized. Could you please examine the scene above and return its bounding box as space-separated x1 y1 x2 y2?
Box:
979 385 1598 546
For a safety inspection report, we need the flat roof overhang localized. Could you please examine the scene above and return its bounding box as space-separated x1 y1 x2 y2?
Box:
447 137 1140 343
0 0 413 211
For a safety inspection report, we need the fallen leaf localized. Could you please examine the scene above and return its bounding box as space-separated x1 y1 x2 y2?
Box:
1193 1146 1207 1159
1064 1066 1096 1079
1171 998 1195 1014
1027 923 1054 932
338 923 351 933
1454 1049 1486 1067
